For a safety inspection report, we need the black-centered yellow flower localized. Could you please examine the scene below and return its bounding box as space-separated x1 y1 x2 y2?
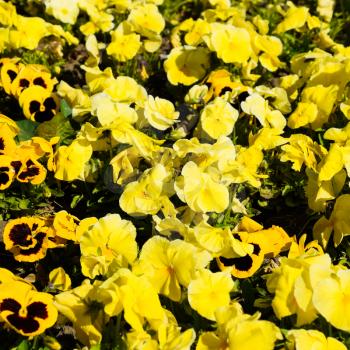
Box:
16 158 47 185
19 86 59 122
217 240 264 279
0 60 23 95
3 217 51 262
0 280 57 337
0 128 17 157
11 64 57 98
0 156 15 190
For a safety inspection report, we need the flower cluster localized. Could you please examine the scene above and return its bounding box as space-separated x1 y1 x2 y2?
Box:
0 59 59 122
1 0 350 349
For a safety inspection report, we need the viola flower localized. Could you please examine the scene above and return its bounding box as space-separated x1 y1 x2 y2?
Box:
0 155 15 190
0 59 23 94
175 161 229 213
200 97 238 139
44 0 80 24
119 164 170 216
266 253 333 326
164 46 210 86
0 128 17 157
53 210 80 241
3 217 51 262
48 267 71 291
217 241 264 279
107 22 141 62
54 279 111 346
15 158 47 185
11 64 57 98
313 269 350 332
0 280 57 337
128 3 165 36
280 134 327 172
134 236 211 301
113 268 166 332
188 269 234 320
19 86 59 122
206 23 252 64
54 139 93 181
197 303 282 350
287 329 346 350
313 194 350 247
80 214 138 278
144 95 179 131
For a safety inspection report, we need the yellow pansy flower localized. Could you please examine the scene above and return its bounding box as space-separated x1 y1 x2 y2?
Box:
135 236 211 301
200 97 238 139
313 194 350 247
288 85 338 129
313 269 350 332
197 303 282 350
280 134 326 172
241 93 286 130
19 86 59 123
44 0 79 24
49 267 71 291
287 329 346 350
188 269 234 320
54 279 110 346
119 164 170 216
0 155 15 190
104 75 148 107
80 213 138 278
175 161 229 213
164 46 210 86
56 81 91 118
0 280 57 337
91 92 138 127
275 3 309 33
53 210 80 241
113 268 166 332
3 217 52 262
107 22 141 62
207 23 252 64
305 168 346 212
54 139 93 181
267 253 333 326
144 95 179 130
128 3 165 36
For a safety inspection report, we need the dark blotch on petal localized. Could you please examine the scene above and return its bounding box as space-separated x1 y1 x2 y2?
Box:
19 232 46 256
252 243 261 255
18 166 40 180
34 110 55 123
43 97 56 111
27 302 48 320
221 254 253 272
7 314 40 334
0 172 9 185
219 86 233 95
0 298 21 313
11 161 22 173
9 223 33 247
0 137 4 151
33 77 47 88
19 79 30 88
29 101 41 115
7 70 17 81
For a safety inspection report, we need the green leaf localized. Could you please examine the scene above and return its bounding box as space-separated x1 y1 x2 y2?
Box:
16 340 30 350
60 99 72 118
16 120 38 141
36 113 75 144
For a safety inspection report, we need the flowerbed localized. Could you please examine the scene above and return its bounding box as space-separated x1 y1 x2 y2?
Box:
0 0 350 349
